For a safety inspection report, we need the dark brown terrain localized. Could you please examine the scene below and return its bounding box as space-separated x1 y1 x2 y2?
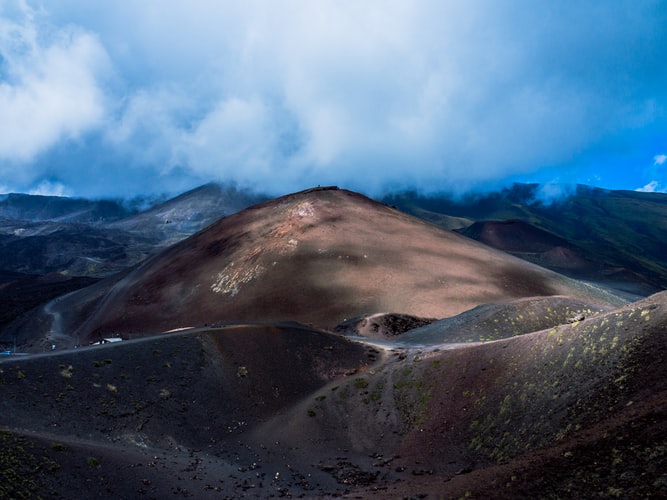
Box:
0 293 665 498
0 184 665 498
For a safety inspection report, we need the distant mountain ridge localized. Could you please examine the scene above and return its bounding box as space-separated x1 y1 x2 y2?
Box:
0 183 265 277
0 183 264 330
0 192 133 223
383 183 667 296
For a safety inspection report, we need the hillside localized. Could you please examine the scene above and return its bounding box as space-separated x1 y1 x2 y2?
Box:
107 182 266 248
24 186 626 348
0 292 664 498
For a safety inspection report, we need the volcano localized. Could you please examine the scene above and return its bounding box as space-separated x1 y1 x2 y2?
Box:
54 186 624 344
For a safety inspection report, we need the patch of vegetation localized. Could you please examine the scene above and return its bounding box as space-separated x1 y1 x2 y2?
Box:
393 363 435 428
0 430 61 498
353 377 369 389
465 305 656 466
336 387 350 401
50 442 67 452
367 382 384 403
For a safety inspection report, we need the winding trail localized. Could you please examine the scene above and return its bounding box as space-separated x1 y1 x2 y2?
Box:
41 291 81 350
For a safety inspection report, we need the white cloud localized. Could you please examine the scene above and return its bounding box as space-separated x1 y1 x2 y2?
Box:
533 181 577 205
28 180 71 196
0 2 110 163
178 97 275 184
655 154 667 166
636 181 661 193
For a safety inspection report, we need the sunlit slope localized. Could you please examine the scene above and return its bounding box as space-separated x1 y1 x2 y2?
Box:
76 187 623 341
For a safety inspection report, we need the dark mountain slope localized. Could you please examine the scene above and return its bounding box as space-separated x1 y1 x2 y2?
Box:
0 323 372 497
107 182 266 248
0 288 664 497
459 219 571 253
399 295 613 343
0 272 97 335
0 193 132 223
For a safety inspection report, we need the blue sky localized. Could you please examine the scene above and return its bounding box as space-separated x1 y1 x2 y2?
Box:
0 0 666 198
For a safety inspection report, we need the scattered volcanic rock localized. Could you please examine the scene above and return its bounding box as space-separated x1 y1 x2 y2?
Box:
0 286 664 497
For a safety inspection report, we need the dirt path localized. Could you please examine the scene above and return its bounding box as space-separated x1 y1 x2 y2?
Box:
41 292 80 350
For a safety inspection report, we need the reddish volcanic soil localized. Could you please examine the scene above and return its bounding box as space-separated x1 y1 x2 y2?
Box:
460 219 569 253
51 187 624 345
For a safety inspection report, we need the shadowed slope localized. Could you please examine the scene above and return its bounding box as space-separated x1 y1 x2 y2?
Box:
0 323 372 497
334 296 612 342
70 187 622 343
459 219 569 253
0 324 370 447
334 312 438 339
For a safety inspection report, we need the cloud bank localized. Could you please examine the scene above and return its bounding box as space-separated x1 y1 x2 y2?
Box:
1 0 666 197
